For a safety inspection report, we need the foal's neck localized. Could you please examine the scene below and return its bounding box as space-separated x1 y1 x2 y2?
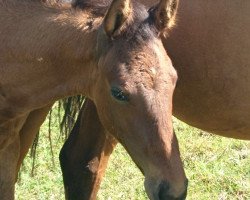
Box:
0 1 101 117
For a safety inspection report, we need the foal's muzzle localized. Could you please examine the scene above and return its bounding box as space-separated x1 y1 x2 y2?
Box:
158 179 188 200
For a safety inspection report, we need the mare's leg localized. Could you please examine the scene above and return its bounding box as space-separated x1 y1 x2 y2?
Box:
60 99 117 200
0 116 28 200
16 104 53 177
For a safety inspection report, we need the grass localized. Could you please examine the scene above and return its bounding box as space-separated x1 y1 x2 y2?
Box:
16 113 250 200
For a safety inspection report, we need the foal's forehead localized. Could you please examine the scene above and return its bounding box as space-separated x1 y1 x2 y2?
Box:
109 39 169 90
105 3 170 88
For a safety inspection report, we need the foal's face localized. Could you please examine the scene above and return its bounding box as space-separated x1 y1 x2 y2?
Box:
90 0 187 199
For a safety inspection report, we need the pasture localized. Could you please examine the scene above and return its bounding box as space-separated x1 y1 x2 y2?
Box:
16 110 250 200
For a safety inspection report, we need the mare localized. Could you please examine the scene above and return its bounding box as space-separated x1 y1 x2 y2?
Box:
0 0 188 199
60 0 250 199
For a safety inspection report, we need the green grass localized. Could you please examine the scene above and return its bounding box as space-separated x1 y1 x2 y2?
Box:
16 115 250 200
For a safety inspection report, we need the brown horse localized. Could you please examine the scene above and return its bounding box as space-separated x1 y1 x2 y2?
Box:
166 0 250 140
59 0 250 199
0 0 187 199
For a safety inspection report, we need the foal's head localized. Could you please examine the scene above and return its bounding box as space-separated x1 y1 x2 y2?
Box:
88 0 187 199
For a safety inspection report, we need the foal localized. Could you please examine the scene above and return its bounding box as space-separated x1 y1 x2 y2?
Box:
0 0 187 199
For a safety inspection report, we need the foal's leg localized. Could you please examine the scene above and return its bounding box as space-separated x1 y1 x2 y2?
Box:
60 99 117 200
0 116 28 200
0 135 20 200
16 104 53 177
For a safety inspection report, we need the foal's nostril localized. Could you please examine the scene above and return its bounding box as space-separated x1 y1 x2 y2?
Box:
158 181 170 200
158 179 188 200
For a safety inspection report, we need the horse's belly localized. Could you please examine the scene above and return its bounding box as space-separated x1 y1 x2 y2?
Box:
166 0 250 139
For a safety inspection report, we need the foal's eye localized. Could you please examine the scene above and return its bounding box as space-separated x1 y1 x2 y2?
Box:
111 87 129 102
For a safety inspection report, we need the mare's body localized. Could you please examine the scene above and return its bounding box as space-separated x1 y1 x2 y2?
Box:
168 0 250 140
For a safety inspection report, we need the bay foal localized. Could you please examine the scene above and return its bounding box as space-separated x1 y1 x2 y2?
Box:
0 0 187 199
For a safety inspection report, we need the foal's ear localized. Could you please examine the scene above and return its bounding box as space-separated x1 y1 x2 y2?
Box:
103 0 132 37
151 0 179 33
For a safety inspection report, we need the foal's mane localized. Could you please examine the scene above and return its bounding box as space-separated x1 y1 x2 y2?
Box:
72 0 150 25
71 0 155 44
72 0 112 16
